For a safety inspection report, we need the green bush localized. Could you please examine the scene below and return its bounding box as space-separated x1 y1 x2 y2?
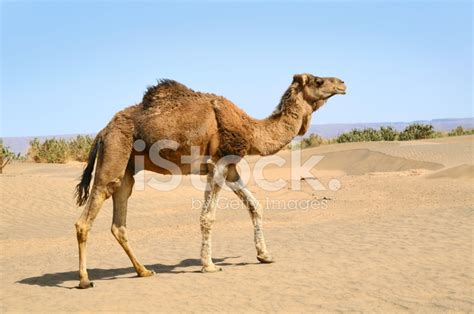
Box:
1 140 16 159
336 131 357 143
286 133 336 150
32 138 69 164
336 124 442 143
336 127 383 143
449 126 465 136
27 138 41 163
1 140 17 173
301 133 324 148
288 123 473 148
363 128 383 141
448 126 474 137
464 129 474 135
398 123 434 141
379 126 398 141
68 135 94 162
27 135 94 163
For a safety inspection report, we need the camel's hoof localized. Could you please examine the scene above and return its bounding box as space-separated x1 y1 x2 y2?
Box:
257 254 274 264
78 281 95 289
138 269 155 277
201 265 222 273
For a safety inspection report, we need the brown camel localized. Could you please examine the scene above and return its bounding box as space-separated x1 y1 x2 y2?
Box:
74 73 346 288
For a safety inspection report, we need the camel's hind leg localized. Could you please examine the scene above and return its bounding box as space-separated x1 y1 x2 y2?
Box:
226 164 273 263
75 131 134 289
200 163 225 272
111 167 154 277
75 185 109 289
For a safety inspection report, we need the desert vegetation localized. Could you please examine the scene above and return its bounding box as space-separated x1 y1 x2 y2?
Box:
4 125 474 161
0 140 24 173
335 123 435 143
27 135 93 163
334 123 474 144
0 140 19 173
288 133 336 149
448 126 474 137
288 124 474 149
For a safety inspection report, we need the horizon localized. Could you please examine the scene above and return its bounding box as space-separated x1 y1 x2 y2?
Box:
1 1 473 137
3 116 473 156
1 116 473 139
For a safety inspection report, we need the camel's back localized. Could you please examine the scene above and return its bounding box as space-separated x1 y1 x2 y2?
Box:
133 80 220 153
141 79 215 111
138 79 258 158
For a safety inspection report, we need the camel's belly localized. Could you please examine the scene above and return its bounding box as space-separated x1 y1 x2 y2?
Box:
131 103 218 175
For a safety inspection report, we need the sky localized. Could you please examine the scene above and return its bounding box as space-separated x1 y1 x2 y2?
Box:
1 1 472 137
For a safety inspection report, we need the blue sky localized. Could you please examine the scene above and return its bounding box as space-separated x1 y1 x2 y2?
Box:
1 1 472 137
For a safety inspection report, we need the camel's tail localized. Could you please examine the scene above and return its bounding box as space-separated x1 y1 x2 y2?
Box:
75 135 102 207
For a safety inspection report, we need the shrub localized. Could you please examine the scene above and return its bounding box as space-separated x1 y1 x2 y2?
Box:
379 126 398 141
68 135 94 162
27 135 94 163
35 138 69 163
448 126 465 136
398 123 434 141
0 140 17 173
336 127 383 143
448 126 474 137
27 138 42 163
301 133 324 148
286 142 301 150
362 128 383 141
336 130 359 143
1 140 16 159
464 129 474 135
432 131 446 138
286 133 336 150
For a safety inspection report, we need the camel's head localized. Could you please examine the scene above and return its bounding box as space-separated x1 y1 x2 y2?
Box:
293 73 346 111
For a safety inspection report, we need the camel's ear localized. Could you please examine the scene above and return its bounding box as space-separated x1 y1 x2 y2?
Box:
293 74 309 86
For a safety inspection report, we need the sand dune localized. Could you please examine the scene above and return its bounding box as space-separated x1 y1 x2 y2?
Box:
427 164 474 179
313 148 443 175
1 136 473 312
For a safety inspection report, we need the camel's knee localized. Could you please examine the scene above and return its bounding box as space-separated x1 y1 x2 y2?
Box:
251 204 262 216
75 222 89 242
111 224 128 243
106 178 122 197
200 214 215 233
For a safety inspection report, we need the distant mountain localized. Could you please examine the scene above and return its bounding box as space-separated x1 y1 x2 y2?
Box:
2 118 473 155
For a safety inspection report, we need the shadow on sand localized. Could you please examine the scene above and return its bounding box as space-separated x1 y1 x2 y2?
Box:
16 257 255 289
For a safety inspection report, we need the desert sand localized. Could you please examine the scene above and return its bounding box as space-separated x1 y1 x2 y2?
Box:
1 135 473 312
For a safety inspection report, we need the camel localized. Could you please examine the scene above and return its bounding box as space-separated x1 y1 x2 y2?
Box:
74 73 346 288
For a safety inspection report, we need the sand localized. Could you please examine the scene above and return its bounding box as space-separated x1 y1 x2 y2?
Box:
1 135 473 312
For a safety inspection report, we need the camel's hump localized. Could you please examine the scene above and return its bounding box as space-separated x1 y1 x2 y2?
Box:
142 79 218 109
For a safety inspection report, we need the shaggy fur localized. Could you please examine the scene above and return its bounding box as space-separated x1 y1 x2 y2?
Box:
73 73 346 289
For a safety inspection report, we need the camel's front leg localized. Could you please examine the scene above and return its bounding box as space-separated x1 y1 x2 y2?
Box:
200 165 224 272
226 165 273 263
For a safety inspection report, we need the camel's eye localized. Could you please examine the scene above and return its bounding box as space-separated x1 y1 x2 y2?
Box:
315 78 324 86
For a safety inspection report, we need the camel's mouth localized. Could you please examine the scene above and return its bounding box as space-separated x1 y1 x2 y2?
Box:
335 87 346 95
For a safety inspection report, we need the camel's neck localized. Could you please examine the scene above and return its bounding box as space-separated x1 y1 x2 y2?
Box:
249 86 309 156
